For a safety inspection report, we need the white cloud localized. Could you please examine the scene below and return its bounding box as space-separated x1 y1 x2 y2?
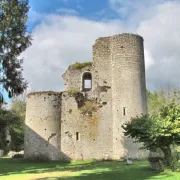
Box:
22 0 180 92
28 7 45 25
22 16 128 91
57 8 78 15
137 1 180 90
144 49 154 69
109 0 167 18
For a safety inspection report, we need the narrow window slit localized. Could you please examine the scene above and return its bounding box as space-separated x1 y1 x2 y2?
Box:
123 107 126 115
76 132 80 141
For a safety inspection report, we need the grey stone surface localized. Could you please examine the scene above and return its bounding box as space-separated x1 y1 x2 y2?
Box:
24 33 147 161
8 150 24 158
24 92 62 160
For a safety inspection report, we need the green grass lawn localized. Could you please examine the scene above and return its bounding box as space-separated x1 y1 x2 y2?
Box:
0 158 179 180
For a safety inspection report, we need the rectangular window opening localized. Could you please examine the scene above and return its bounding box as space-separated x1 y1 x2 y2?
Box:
123 107 126 116
76 132 80 141
84 79 92 89
82 72 92 91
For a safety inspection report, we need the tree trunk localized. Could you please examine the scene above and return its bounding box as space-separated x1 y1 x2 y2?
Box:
161 146 172 167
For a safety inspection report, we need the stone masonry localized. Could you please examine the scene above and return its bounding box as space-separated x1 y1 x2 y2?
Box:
24 33 147 161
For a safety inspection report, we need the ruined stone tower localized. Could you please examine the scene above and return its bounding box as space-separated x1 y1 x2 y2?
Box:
24 33 147 161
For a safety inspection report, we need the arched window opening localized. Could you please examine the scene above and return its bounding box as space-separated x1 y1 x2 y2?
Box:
82 72 92 91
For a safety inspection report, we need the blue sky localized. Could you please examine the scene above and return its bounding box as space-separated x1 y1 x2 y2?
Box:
29 0 110 16
29 0 116 19
4 0 180 103
27 0 118 31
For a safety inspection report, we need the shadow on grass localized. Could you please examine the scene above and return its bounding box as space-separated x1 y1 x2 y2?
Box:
0 158 67 175
36 161 164 180
0 158 166 180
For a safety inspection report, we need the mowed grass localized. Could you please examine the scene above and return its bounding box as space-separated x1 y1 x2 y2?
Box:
0 158 179 180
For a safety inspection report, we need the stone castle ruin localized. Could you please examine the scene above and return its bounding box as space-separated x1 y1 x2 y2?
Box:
24 33 147 161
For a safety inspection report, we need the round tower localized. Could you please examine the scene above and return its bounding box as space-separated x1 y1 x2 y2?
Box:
110 33 147 159
24 92 62 160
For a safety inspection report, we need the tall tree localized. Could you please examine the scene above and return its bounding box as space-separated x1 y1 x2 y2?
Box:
147 88 180 116
0 104 24 152
9 100 26 151
0 0 31 103
122 101 180 170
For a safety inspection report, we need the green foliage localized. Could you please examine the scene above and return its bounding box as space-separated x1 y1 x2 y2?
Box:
72 61 92 69
67 89 80 96
11 101 26 122
9 100 26 151
147 90 166 115
122 101 180 171
166 153 179 171
0 107 20 151
0 0 32 101
0 125 6 149
148 156 164 162
67 89 85 108
147 88 180 116
0 100 26 152
8 118 24 151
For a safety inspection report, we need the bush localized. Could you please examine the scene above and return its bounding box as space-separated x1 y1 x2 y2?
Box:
148 156 164 162
9 122 24 151
12 154 24 158
166 153 179 171
67 89 80 96
0 101 25 152
72 62 92 69
0 128 6 150
122 101 180 171
0 139 5 150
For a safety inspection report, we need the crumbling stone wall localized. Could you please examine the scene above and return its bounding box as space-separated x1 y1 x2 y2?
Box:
62 64 92 92
24 33 147 161
109 34 147 159
24 92 62 160
61 92 113 160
